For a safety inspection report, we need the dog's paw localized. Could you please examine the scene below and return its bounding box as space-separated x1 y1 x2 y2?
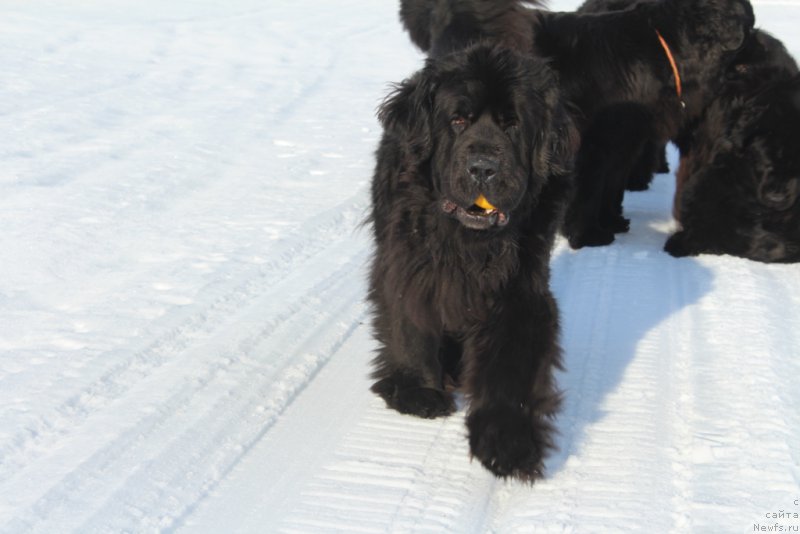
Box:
626 172 653 191
664 231 696 257
568 227 615 249
625 181 650 192
609 215 631 234
371 376 455 419
467 405 555 481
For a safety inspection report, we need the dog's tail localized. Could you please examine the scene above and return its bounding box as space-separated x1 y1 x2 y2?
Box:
399 0 543 56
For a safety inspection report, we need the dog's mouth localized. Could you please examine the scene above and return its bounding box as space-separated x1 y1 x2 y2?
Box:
441 195 509 230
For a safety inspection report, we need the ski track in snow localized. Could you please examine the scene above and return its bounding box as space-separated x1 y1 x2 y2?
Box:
1 1 799 533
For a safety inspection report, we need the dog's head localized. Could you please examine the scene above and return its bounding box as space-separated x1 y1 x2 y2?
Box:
378 44 575 231
665 0 754 54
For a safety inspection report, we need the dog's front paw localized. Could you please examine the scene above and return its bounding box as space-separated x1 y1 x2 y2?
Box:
371 375 455 419
664 231 696 258
467 405 555 481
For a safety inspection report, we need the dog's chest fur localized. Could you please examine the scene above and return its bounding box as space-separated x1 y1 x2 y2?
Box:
387 206 521 332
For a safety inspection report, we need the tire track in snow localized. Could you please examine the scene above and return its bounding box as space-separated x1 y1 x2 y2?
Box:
661 262 700 532
3 242 370 533
279 405 497 534
80 259 369 533
0 201 366 488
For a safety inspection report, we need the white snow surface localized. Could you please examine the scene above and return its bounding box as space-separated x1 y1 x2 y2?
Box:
1 0 799 532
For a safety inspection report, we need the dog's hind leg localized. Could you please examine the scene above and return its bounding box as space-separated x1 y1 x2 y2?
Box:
564 103 655 248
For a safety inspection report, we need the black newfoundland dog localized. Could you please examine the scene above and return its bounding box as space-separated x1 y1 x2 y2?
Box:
399 0 755 248
367 44 576 480
665 30 800 263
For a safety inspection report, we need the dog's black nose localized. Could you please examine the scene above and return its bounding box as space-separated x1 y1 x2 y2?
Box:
467 156 499 184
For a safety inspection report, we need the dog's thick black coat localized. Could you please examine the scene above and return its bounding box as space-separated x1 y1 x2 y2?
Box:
400 0 755 248
665 31 800 263
368 44 575 480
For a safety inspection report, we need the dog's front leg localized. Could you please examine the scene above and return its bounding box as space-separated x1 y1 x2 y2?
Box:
370 311 456 419
463 290 562 481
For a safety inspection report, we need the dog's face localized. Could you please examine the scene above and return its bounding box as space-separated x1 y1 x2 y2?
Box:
378 45 574 232
433 58 539 230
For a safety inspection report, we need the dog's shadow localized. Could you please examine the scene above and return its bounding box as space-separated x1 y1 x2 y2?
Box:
546 154 715 476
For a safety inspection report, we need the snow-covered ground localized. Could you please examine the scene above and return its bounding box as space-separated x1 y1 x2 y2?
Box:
1 0 798 532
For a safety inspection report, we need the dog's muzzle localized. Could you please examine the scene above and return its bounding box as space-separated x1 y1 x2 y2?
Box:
441 198 509 230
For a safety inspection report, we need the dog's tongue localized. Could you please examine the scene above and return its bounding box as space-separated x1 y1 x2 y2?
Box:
474 194 496 211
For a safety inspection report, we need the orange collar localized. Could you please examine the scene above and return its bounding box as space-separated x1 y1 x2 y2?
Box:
655 29 685 109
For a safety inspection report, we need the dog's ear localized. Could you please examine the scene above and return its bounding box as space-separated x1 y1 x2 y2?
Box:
369 70 435 238
376 70 434 173
709 0 754 52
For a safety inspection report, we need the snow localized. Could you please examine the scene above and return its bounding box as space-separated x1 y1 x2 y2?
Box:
1 0 798 532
